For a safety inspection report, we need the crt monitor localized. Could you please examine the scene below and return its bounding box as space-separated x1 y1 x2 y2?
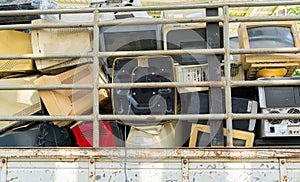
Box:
99 19 162 71
247 26 295 49
258 77 300 108
238 21 300 79
239 22 299 50
164 25 223 65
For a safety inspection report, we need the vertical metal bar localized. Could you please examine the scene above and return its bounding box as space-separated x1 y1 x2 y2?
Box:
279 159 288 182
223 6 233 147
181 159 189 182
89 159 96 182
1 158 7 182
206 8 224 146
93 10 100 148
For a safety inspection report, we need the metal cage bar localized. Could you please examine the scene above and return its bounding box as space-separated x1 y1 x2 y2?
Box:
0 0 298 148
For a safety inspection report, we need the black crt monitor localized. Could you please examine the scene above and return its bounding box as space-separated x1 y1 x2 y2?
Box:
99 20 162 72
258 77 300 108
165 26 223 65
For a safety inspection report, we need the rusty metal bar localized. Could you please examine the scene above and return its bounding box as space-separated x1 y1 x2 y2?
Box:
0 148 300 159
0 114 225 122
0 17 222 30
1 79 300 90
0 47 299 60
93 10 100 148
230 47 300 54
231 80 300 87
1 14 300 30
232 114 300 120
223 5 233 147
0 115 93 121
0 0 296 17
230 15 300 22
0 113 298 122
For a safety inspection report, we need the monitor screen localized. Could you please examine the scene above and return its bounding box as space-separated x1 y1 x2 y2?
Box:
166 27 223 65
104 30 158 51
258 77 300 108
247 26 295 49
100 22 162 69
196 131 246 147
264 86 300 107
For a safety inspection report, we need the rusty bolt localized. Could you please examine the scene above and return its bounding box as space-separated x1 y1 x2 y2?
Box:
2 159 5 164
281 160 286 165
90 159 95 164
282 176 288 182
183 159 188 165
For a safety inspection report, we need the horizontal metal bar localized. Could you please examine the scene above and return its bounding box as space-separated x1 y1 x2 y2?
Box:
1 47 299 60
0 23 94 30
230 48 300 54
0 116 93 121
0 50 225 60
230 15 300 22
0 53 92 59
3 15 300 30
231 80 300 87
1 148 300 159
2 80 299 90
97 17 223 26
98 49 226 57
0 84 93 90
0 1 297 17
0 114 226 122
233 114 300 120
0 113 299 122
102 81 224 89
98 114 226 121
0 17 221 30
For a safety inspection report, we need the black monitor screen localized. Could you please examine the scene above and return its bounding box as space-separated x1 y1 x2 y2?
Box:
166 27 223 65
264 86 300 107
104 30 158 51
196 131 246 147
247 26 295 48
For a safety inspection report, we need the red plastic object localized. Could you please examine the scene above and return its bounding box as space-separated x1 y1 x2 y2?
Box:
72 121 115 147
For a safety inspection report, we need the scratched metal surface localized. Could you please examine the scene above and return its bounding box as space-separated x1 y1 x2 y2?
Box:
0 148 299 181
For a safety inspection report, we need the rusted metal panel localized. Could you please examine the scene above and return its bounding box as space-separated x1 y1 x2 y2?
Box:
0 148 299 159
189 159 280 182
6 158 90 182
3 157 299 182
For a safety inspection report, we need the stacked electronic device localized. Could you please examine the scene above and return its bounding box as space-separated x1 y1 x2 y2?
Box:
0 0 299 148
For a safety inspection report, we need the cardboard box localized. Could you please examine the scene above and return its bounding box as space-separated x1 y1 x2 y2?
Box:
31 19 93 73
0 76 41 132
0 30 35 78
34 64 109 127
126 121 185 148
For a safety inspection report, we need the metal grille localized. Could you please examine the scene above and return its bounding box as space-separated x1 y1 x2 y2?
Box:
0 0 299 149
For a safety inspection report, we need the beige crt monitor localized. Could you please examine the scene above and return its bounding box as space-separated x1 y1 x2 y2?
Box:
34 64 109 127
0 30 35 78
238 21 300 79
0 76 41 132
31 19 93 74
